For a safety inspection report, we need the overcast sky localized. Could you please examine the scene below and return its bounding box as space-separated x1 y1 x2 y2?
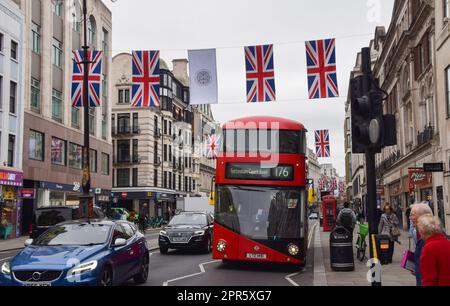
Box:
103 0 395 176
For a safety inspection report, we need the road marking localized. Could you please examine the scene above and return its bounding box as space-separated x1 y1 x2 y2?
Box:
162 260 220 286
284 222 318 286
0 257 12 263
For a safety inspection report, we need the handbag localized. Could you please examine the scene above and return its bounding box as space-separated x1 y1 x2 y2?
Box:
401 238 416 273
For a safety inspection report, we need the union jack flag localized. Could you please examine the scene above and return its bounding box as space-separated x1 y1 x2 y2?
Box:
330 177 337 190
71 50 103 107
305 39 339 99
245 44 276 102
131 51 160 107
338 182 344 194
319 179 324 190
315 130 331 158
206 134 221 159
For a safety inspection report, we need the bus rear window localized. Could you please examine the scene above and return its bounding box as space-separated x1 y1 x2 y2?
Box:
223 130 305 154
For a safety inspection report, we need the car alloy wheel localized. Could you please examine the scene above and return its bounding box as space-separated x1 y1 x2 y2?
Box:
100 267 113 286
134 254 149 284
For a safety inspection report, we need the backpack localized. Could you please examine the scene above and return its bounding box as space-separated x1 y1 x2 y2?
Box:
339 209 354 229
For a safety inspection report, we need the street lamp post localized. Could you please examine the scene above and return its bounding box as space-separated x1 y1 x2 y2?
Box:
79 0 92 218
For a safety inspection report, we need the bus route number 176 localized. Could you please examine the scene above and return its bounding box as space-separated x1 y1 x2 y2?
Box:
274 167 292 179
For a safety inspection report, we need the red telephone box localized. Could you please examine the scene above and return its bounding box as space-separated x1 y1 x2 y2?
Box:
321 195 337 232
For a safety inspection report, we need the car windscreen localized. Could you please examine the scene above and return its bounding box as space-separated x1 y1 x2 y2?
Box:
34 209 74 226
33 224 112 246
169 214 207 226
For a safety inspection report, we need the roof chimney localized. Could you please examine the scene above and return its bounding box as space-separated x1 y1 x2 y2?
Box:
172 59 189 86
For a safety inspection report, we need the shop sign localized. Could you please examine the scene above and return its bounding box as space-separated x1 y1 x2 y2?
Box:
0 169 23 187
2 186 16 200
423 163 444 173
408 168 432 192
20 189 35 199
98 195 110 202
121 192 127 198
389 182 401 196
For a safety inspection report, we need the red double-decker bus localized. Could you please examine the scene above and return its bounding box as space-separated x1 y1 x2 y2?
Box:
212 116 309 266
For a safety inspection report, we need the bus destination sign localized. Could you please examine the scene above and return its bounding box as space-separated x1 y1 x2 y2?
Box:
225 163 294 181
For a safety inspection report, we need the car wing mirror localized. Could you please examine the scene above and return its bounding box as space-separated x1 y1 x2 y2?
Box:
113 238 127 247
25 239 33 247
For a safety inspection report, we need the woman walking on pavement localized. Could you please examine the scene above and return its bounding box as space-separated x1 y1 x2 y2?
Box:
378 203 401 263
418 215 450 286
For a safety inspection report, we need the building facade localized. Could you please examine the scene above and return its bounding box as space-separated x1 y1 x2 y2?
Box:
14 0 113 235
111 54 198 220
0 0 25 239
307 148 321 201
434 0 450 234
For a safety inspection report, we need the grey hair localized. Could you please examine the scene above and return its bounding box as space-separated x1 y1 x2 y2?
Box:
418 215 442 237
411 202 433 216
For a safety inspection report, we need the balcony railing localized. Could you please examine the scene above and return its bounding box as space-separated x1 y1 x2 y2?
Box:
417 125 434 147
376 150 401 178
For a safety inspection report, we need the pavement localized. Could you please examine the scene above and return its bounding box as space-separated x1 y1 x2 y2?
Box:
316 225 416 286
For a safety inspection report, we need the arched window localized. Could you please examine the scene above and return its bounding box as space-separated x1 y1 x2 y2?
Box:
88 16 97 46
402 66 410 97
72 0 81 32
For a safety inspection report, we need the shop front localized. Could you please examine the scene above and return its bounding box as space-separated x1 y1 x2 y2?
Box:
408 168 433 211
0 168 24 239
111 192 156 217
388 180 403 229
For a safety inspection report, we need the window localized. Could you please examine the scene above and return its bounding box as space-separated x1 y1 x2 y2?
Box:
29 130 44 161
72 0 81 32
52 0 63 16
101 153 110 175
164 144 167 162
32 23 41 54
117 140 130 162
51 137 66 166
52 89 62 121
164 171 167 188
87 16 96 46
154 169 158 187
8 135 15 167
9 81 16 114
117 114 130 133
118 89 130 104
0 32 3 52
52 38 62 67
11 40 18 60
72 107 80 128
31 78 40 111
446 66 450 117
117 169 130 187
132 113 139 133
445 0 450 19
132 168 138 187
0 76 2 110
68 143 83 169
132 139 138 163
90 149 97 173
89 108 95 135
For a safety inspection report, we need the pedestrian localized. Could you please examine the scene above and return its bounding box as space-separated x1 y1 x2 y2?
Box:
129 211 136 222
336 202 356 236
378 203 401 263
114 209 121 220
405 206 412 231
417 215 450 286
409 202 433 286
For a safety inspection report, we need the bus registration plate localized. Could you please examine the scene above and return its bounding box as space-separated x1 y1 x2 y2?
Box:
246 253 267 259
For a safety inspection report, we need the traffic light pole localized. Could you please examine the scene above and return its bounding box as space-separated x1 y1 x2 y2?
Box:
361 48 381 286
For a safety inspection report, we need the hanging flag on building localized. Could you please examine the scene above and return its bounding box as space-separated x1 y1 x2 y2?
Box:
315 130 331 158
338 181 344 194
131 50 160 107
245 44 276 102
206 134 221 159
71 50 103 107
319 178 324 190
188 49 218 105
330 177 337 190
305 38 339 99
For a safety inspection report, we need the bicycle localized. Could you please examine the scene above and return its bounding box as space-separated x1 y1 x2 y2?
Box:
356 222 369 262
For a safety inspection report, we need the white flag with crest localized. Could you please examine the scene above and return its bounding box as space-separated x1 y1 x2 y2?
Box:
188 49 218 105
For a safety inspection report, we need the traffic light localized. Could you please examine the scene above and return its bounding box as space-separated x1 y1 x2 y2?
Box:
350 76 397 153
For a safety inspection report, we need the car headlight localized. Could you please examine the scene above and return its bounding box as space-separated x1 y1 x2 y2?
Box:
193 230 205 236
288 244 299 256
1 262 11 275
159 230 168 236
216 240 227 252
68 260 98 276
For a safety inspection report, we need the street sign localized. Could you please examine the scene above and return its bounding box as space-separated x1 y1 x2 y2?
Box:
423 163 444 172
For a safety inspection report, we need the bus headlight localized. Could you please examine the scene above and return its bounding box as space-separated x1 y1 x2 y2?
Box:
216 240 227 252
288 244 299 256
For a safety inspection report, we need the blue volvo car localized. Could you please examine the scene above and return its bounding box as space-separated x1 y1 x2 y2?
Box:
0 220 150 286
